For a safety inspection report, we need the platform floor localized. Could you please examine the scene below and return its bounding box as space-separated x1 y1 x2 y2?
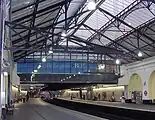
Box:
7 98 108 120
59 98 155 112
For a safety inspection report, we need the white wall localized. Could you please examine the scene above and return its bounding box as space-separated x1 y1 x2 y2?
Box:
118 56 155 100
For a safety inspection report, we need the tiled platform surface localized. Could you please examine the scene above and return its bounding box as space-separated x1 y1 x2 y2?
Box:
59 98 155 112
7 98 108 120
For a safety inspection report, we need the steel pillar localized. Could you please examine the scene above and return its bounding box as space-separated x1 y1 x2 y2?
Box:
0 0 5 110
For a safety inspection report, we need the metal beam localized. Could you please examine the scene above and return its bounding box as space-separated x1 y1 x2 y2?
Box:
87 0 142 42
12 1 68 23
26 0 39 51
82 24 140 60
71 0 106 35
98 7 155 43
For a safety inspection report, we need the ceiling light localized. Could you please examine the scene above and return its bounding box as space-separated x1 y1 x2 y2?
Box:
138 51 142 57
49 50 53 54
42 57 46 62
74 74 76 76
78 72 81 74
4 72 8 76
87 1 96 10
116 59 120 65
30 87 34 89
25 1 30 4
29 6 33 9
61 31 67 37
34 70 38 73
38 65 41 69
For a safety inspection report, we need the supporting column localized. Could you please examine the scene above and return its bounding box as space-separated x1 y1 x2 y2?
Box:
0 0 5 112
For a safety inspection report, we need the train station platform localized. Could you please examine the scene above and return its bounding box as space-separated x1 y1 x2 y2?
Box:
58 98 155 112
6 98 108 120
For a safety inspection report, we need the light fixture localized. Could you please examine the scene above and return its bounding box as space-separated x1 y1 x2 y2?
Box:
30 86 34 89
78 72 81 74
98 64 105 70
49 50 53 54
74 74 76 76
116 59 120 65
42 57 46 62
25 1 30 4
38 65 41 69
29 6 33 9
69 76 71 78
61 79 63 82
138 51 142 57
4 72 8 76
61 31 67 37
87 1 96 10
34 70 38 73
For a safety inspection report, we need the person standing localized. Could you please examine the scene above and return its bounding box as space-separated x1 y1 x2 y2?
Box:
26 92 29 102
120 95 125 104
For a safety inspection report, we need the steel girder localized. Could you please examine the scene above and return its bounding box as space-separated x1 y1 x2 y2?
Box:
86 0 143 42
107 18 155 59
82 24 140 60
70 0 106 36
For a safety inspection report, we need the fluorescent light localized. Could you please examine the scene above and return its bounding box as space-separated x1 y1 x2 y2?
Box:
34 70 38 73
49 50 53 54
116 59 120 65
42 57 46 62
4 72 8 76
87 1 96 10
38 65 41 69
138 51 142 57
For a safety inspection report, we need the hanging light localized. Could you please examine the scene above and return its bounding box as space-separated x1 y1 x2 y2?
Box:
34 70 38 73
87 0 96 10
61 31 67 37
138 51 142 57
42 57 46 62
38 64 41 69
116 59 120 65
49 50 53 54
